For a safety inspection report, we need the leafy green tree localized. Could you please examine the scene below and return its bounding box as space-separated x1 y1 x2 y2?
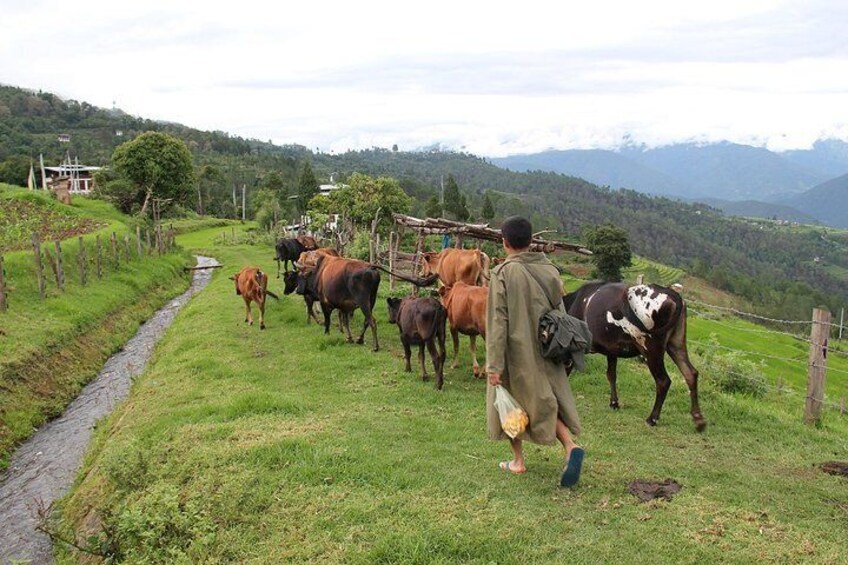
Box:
312 172 412 230
481 191 495 220
296 161 318 214
197 165 229 217
443 174 469 221
425 195 442 218
0 155 30 186
584 223 633 282
252 188 283 230
111 131 194 215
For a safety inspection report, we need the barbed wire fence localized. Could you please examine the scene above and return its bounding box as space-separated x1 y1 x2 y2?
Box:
685 298 847 423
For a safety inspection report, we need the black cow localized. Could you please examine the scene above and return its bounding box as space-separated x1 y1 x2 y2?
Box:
274 235 318 277
296 255 381 351
386 297 448 389
565 282 706 432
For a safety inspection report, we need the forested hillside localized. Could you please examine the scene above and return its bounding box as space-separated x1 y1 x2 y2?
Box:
1 85 846 320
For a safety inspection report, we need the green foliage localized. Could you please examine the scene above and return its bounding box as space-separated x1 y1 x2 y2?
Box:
312 172 412 230
442 174 469 221
296 161 318 214
251 188 283 231
346 229 373 260
110 482 217 562
695 334 769 398
583 223 633 282
481 191 495 220
424 194 442 218
111 131 195 213
0 155 30 186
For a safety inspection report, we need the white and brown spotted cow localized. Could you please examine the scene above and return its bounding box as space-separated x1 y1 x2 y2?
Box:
564 282 706 432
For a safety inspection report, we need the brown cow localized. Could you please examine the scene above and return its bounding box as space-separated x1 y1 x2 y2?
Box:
438 282 488 377
386 296 447 389
231 267 279 330
283 248 342 325
296 255 381 351
421 248 490 287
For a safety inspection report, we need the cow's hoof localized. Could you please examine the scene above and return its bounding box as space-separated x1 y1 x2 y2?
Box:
694 419 708 433
422 374 429 381
260 324 266 330
610 401 620 410
646 417 659 427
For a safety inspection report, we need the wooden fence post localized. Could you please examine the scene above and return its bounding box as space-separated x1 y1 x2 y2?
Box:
841 395 846 416
111 232 119 268
636 274 644 285
146 229 152 255
804 307 831 425
413 232 425 297
123 234 131 262
32 233 46 299
389 232 396 291
0 254 7 311
54 240 65 291
78 236 87 286
136 226 143 258
95 235 103 279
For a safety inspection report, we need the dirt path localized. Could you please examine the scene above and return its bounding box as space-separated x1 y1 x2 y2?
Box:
0 256 218 564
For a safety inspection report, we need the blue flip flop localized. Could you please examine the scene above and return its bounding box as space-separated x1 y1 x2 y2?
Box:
560 447 584 488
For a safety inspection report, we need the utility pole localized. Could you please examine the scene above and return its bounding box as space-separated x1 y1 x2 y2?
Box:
840 307 844 340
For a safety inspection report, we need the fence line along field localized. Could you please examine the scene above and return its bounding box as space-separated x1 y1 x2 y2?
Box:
0 185 229 471
52 225 848 564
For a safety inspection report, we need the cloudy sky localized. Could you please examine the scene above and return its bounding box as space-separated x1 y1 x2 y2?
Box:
2 0 847 156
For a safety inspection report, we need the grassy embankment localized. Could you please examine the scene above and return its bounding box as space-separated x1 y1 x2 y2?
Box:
0 185 196 470
58 227 848 563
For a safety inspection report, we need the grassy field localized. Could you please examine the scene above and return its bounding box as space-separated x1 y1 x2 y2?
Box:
56 227 848 564
0 189 197 469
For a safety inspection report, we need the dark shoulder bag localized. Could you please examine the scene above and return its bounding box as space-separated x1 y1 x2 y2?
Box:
518 263 592 369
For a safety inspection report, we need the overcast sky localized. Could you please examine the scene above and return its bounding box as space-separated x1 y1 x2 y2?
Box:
2 0 848 156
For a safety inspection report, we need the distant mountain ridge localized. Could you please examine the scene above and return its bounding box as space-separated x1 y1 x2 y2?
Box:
491 140 848 226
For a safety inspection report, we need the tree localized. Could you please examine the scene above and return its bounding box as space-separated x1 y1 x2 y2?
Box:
111 131 194 215
481 191 495 220
425 194 442 218
312 172 412 230
584 223 633 282
443 174 469 221
0 155 30 186
296 161 318 214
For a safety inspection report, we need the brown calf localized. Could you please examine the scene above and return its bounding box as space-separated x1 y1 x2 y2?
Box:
387 297 448 389
231 267 279 330
421 248 490 287
438 282 488 377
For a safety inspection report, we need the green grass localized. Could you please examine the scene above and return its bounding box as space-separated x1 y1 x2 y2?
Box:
0 190 195 469
57 228 848 564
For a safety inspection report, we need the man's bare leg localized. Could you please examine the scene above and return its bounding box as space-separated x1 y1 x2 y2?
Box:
555 417 579 458
499 437 526 473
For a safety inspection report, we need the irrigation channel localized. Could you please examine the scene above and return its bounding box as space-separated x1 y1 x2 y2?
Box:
0 256 219 564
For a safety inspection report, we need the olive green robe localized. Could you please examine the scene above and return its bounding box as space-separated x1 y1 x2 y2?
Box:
486 252 581 443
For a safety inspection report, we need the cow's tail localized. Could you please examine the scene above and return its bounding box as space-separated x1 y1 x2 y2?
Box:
265 289 280 300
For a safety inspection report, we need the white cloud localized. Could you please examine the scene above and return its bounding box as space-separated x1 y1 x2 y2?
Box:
1 0 847 156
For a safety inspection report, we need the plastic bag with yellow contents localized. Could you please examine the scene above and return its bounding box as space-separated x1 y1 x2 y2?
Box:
493 385 529 438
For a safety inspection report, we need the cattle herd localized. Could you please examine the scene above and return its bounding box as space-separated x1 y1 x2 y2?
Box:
231 235 706 430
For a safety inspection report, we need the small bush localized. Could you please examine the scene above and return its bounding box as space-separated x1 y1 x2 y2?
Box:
695 334 769 398
109 482 216 563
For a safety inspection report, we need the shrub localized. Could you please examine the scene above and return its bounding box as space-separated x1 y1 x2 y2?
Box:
694 334 769 398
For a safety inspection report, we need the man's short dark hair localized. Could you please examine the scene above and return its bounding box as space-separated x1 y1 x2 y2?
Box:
502 216 533 249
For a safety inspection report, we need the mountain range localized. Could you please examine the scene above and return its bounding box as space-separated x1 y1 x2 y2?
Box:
491 140 848 227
